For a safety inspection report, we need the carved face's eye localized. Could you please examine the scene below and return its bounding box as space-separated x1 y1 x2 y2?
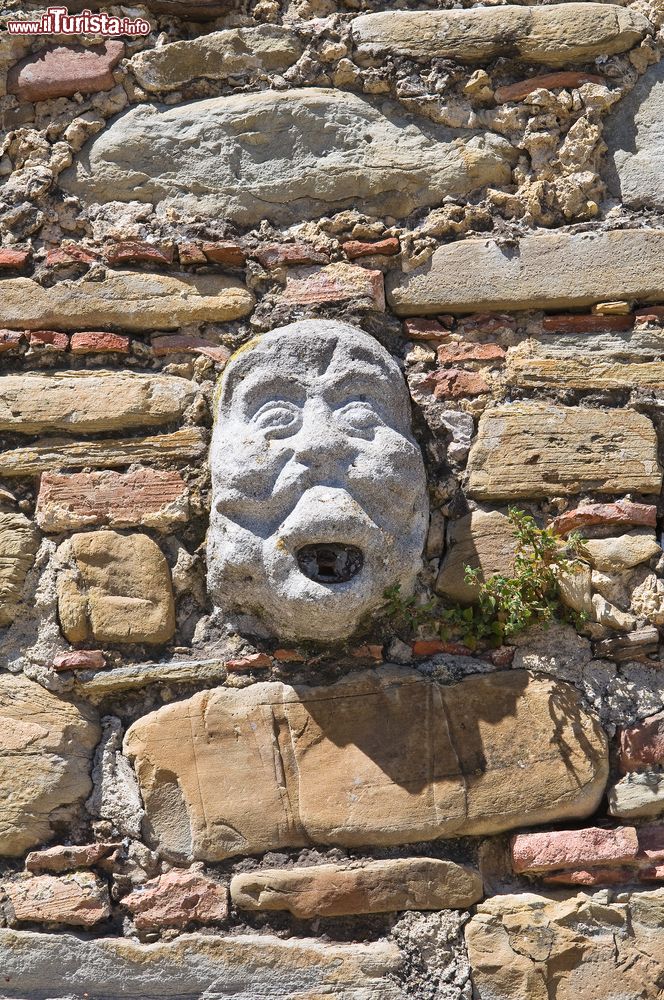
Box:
251 401 301 439
336 401 381 437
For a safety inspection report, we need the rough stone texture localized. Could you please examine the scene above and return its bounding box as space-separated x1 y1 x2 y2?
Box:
86 716 144 839
5 873 111 928
123 870 228 931
124 668 608 862
7 42 124 102
552 500 657 536
0 372 196 434
605 60 664 211
207 321 428 641
281 264 385 310
466 403 661 500
58 531 175 645
584 532 661 572
435 510 516 603
0 511 39 627
36 469 189 533
0 428 207 478
387 231 664 315
129 26 302 92
231 859 483 918
0 929 404 999
619 711 664 773
507 354 664 391
0 274 253 331
0 674 99 857
352 5 649 65
467 889 664 1000
25 844 113 874
61 90 515 224
511 826 639 873
609 771 664 818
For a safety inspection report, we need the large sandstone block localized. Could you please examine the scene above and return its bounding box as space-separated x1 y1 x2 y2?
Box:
0 511 39 626
352 5 649 65
386 231 664 314
435 510 516 603
60 89 514 224
0 273 253 331
129 26 302 92
0 929 404 999
466 889 664 1000
0 675 99 857
124 668 608 862
0 372 196 434
605 61 664 211
57 531 175 645
507 354 664 391
466 403 661 500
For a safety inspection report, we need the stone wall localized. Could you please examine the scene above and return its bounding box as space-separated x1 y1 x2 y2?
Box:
1 0 664 996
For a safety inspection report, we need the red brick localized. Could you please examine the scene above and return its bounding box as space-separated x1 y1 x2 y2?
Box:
201 241 247 267
495 71 603 104
436 342 506 365
225 652 272 672
273 648 306 663
7 41 124 102
255 243 329 269
6 873 110 927
104 241 173 267
36 469 188 533
422 368 490 399
25 843 113 874
151 334 225 358
0 331 25 353
0 249 30 270
53 651 105 672
542 313 634 333
30 330 68 351
282 263 385 310
551 500 657 537
123 870 228 932
70 332 130 355
178 243 207 266
637 824 664 863
619 712 664 774
640 864 664 881
542 867 634 886
511 826 639 874
46 246 97 268
635 306 664 320
343 238 400 259
403 319 447 341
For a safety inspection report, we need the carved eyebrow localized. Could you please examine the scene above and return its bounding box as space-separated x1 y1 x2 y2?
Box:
321 371 403 409
234 373 307 416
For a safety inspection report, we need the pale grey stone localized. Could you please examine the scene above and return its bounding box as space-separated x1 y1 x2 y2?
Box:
387 231 664 314
207 321 428 641
609 768 664 818
60 89 515 224
0 929 405 1000
605 61 664 210
86 716 144 838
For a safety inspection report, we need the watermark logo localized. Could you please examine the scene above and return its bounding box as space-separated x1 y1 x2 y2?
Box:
5 6 151 35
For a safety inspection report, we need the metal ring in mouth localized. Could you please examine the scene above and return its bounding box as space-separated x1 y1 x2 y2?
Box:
296 543 364 584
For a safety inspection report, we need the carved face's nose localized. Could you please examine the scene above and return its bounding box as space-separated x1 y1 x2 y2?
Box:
296 543 364 584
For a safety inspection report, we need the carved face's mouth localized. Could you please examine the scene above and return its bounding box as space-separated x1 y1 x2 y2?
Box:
295 543 364 584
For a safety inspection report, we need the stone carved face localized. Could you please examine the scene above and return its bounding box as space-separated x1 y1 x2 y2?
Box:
207 320 428 641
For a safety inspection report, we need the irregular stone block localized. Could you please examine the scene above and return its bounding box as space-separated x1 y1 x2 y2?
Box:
60 89 515 224
58 531 175 646
0 273 253 331
609 770 664 819
466 889 664 1000
0 427 206 478
129 26 302 92
435 510 516 603
386 231 664 315
231 859 483 918
352 5 649 65
619 711 664 773
0 372 196 434
0 512 39 627
466 403 661 500
36 469 189 533
584 531 661 572
0 675 99 857
511 826 638 873
552 499 657 536
25 844 112 874
123 870 228 931
7 41 124 102
0 929 404 999
507 355 664 391
6 873 110 928
124 668 608 862
605 61 664 211
281 264 385 309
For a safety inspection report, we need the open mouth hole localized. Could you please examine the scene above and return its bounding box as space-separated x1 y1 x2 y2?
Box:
296 543 364 584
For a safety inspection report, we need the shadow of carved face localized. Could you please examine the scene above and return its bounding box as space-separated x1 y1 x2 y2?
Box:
207 320 429 641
